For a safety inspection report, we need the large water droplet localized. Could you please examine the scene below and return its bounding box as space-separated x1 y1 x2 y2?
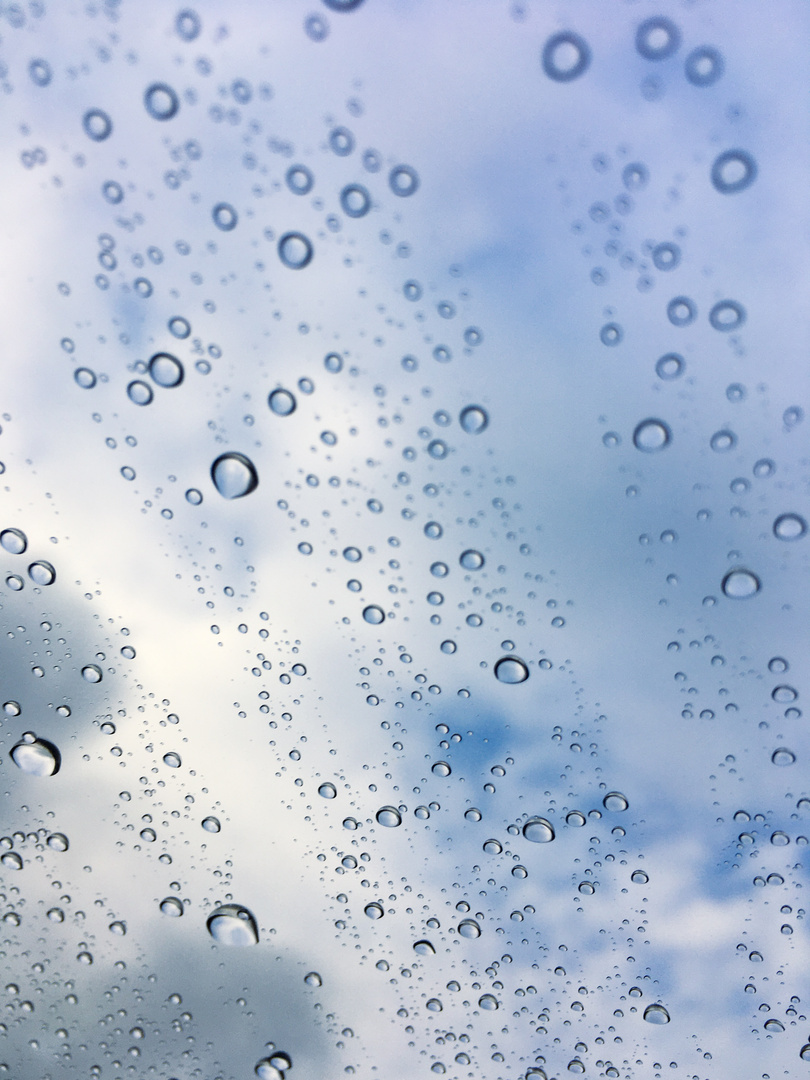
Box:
206 903 259 946
47 833 69 851
376 806 402 827
318 782 337 799
211 453 259 499
523 817 555 843
413 939 435 955
773 513 807 541
27 561 55 586
202 816 221 833
478 994 499 1011
458 918 481 938
603 791 629 812
160 897 184 917
459 405 489 434
148 352 184 388
2 852 23 870
633 418 671 452
278 232 314 269
459 549 484 570
362 604 385 625
566 810 586 827
254 1061 284 1080
432 761 451 777
10 733 61 777
0 528 27 554
81 664 103 683
722 568 760 599
643 1004 670 1024
426 997 443 1012
144 82 180 120
494 656 529 684
268 388 297 416
364 901 384 920
771 747 796 766
304 971 322 987
483 838 503 854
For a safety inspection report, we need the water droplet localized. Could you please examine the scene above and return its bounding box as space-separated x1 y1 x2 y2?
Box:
28 561 55 586
10 734 61 776
643 1003 670 1024
163 752 181 768
483 838 503 854
211 453 259 499
254 1062 284 1080
631 869 649 884
362 604 385 625
169 316 191 339
458 918 481 938
340 183 371 218
566 811 586 827
655 353 685 380
773 513 807 541
206 903 259 945
127 380 154 406
148 352 184 388
47 833 69 851
376 806 402 827
494 656 529 684
603 791 629 812
426 997 443 1012
1 852 23 871
459 549 484 570
304 970 322 987
771 747 796 766
478 994 499 1011
523 817 555 843
711 149 757 194
3 701 21 717
160 897 184 917
459 405 489 434
278 232 314 269
709 299 746 331
268 388 297 416
109 920 126 935
144 82 179 120
364 901 384 920
432 761 451 777
212 202 238 231
389 164 419 196
764 1018 784 1033
685 46 724 86
413 939 435 955
635 16 681 59
82 108 113 142
0 528 27 554
81 663 103 683
5 574 24 591
800 1044 810 1061
722 569 760 599
464 808 482 822
652 242 681 271
633 418 671 452
318 782 337 800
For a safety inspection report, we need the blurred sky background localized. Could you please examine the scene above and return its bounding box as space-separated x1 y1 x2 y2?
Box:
0 2 809 1078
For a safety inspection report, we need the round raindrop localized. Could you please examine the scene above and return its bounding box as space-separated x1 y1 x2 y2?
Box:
643 1004 670 1024
459 405 489 434
655 353 684 380
47 832 68 851
364 902 384 920
413 939 435 956
631 869 649 884
11 734 61 777
483 838 503 854
623 162 649 190
459 549 484 570
773 513 806 541
169 316 191 339
28 58 52 87
158 896 183 918
652 242 680 271
268 388 297 416
600 322 623 346
666 296 697 326
389 165 420 197
709 300 746 332
83 108 113 141
202 816 221 833
685 46 724 86
362 605 385 625
494 656 529 684
633 418 671 452
0 528 27 554
27 561 55 586
206 903 259 946
566 810 586 827
278 232 314 269
148 352 184 388
478 994 499 1011
523 817 555 843
340 184 371 218
318 782 337 799
603 791 628 811
144 82 179 120
127 380 153 406
541 31 591 82
212 202 238 231
376 806 402 827
304 971 322 987
175 8 201 40
255 1063 284 1080
711 149 757 194
432 761 451 777
329 126 355 156
163 752 181 768
722 569 760 599
771 748 796 766
286 164 314 195
82 664 103 683
458 918 481 938
635 17 681 60
211 453 259 499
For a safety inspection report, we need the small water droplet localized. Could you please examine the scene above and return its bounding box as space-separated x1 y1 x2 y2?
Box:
0 528 27 554
566 810 586 827
148 352 184 387
109 920 126 935
459 549 484 570
206 903 259 945
771 747 796 766
722 568 760 599
633 418 671 452
278 232 314 269
459 405 489 434
304 971 322 987
268 388 297 416
81 663 103 683
159 897 184 917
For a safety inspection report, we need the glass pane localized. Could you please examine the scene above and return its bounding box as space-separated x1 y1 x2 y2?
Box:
1 3 808 1078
